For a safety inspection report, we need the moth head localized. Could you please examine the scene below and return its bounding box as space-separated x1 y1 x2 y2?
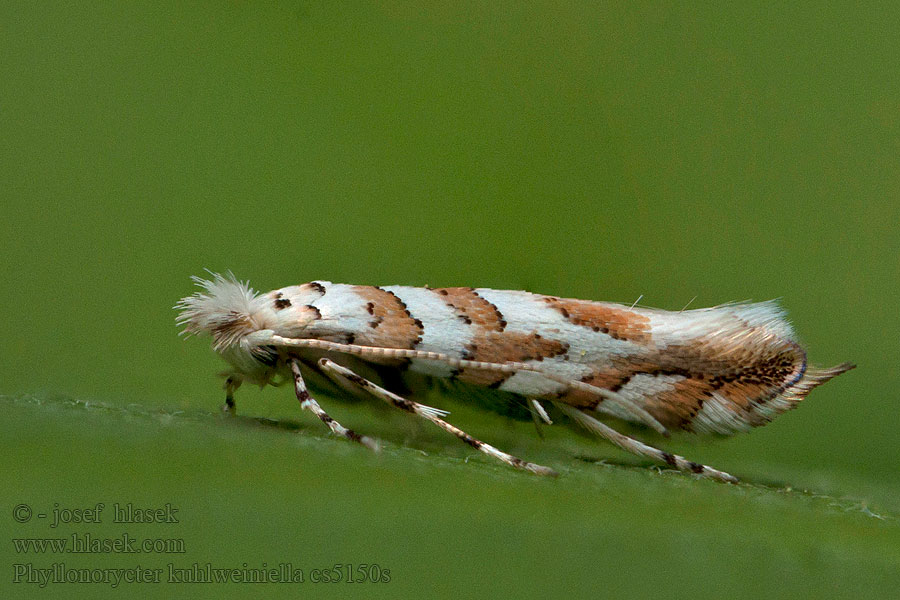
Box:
175 272 290 385
175 272 271 352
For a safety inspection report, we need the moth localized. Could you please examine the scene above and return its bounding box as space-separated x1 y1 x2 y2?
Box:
176 273 854 482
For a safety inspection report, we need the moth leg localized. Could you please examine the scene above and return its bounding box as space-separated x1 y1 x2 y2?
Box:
262 333 666 434
527 399 552 439
318 358 558 477
529 399 553 425
290 360 379 452
553 403 738 483
223 376 241 415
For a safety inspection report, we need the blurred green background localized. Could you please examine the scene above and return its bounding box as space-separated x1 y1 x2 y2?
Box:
2 2 898 598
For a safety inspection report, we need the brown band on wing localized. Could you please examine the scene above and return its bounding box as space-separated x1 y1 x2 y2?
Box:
467 332 569 364
456 369 513 388
434 287 542 386
455 332 569 388
556 336 805 431
353 286 424 350
543 297 652 342
433 287 507 332
638 377 712 431
647 368 797 431
653 339 802 426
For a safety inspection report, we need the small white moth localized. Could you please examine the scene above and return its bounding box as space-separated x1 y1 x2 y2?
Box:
176 273 853 482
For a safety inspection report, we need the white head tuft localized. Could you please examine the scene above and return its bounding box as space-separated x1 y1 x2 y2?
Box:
175 272 270 351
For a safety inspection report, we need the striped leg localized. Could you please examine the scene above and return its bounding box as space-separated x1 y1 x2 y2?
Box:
290 360 379 452
553 403 738 483
264 334 668 435
318 358 558 477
